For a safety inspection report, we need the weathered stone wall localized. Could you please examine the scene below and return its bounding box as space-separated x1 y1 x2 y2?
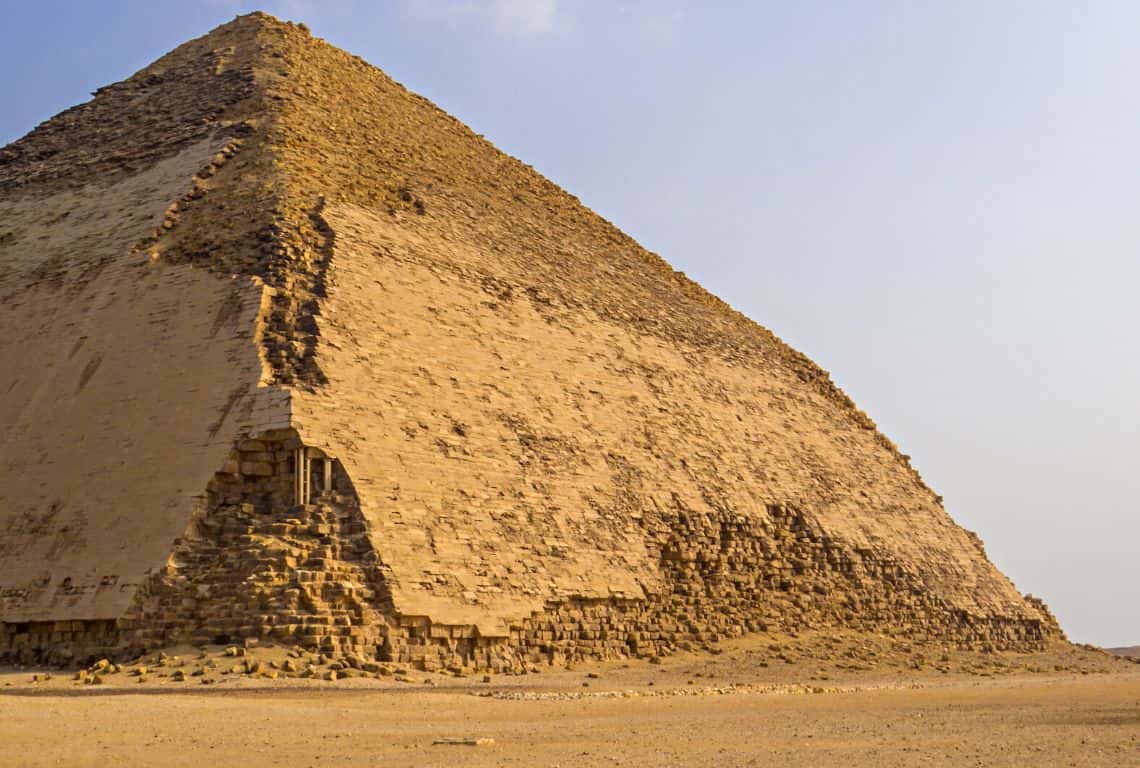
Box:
0 621 121 667
121 431 393 657
384 502 1061 673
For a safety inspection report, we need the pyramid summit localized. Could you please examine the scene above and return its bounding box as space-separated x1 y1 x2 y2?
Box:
0 13 1060 668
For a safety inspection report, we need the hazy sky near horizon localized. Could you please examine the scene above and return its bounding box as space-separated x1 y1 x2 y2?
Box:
2 1 1137 647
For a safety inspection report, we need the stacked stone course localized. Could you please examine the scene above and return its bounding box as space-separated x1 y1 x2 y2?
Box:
392 503 1058 673
0 620 119 667
125 431 395 659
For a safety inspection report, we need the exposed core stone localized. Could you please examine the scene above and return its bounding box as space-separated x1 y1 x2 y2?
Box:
0 14 1061 669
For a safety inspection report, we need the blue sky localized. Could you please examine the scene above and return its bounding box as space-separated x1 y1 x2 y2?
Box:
3 1 1138 647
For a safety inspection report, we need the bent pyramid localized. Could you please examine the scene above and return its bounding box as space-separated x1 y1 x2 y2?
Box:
0 14 1060 668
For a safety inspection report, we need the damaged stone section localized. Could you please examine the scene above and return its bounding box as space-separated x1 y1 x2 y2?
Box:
0 620 120 667
376 504 1063 673
0 430 389 666
644 503 1060 650
125 429 396 658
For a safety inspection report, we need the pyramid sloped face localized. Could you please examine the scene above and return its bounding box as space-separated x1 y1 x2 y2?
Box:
299 203 1026 633
0 14 1058 663
265 21 1045 631
0 147 287 622
0 16 289 624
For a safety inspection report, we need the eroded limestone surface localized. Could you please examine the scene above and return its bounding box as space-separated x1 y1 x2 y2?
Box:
0 13 1061 667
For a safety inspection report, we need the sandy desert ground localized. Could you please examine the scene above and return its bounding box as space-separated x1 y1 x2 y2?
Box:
1 633 1136 767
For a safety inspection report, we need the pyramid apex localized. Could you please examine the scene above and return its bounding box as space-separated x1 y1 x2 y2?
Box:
220 9 307 33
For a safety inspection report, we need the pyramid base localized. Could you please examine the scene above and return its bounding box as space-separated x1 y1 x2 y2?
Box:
0 433 1063 671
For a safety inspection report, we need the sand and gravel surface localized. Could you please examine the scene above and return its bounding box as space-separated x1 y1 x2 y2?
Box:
1 636 1136 767
0 673 1135 767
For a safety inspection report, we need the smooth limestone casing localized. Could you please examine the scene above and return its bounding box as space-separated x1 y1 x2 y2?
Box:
0 141 289 624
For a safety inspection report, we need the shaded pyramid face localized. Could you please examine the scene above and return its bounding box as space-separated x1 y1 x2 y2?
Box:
0 14 1060 667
